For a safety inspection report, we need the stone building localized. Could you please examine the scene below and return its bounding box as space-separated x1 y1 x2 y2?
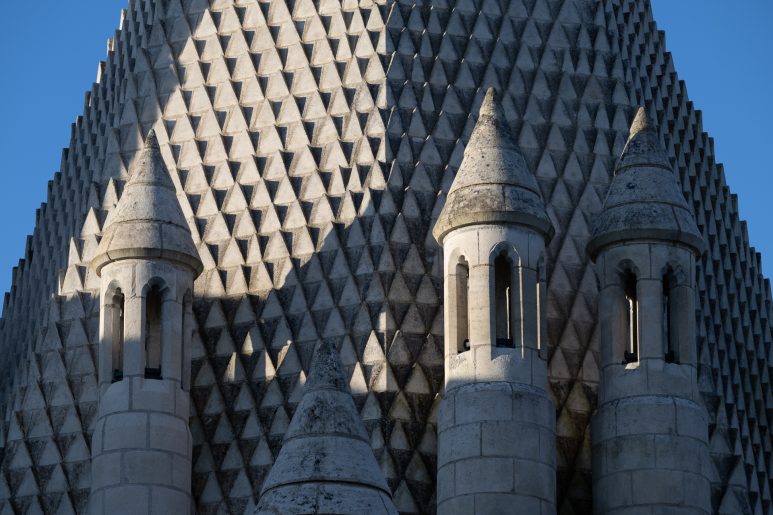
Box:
0 0 769 514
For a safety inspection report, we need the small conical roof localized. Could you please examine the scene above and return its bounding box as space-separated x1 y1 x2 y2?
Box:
92 131 202 276
256 341 397 515
588 107 704 259
432 88 553 243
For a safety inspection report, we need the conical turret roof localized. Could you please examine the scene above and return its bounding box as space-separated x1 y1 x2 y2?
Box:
92 131 202 276
588 107 704 259
256 341 397 515
432 88 553 243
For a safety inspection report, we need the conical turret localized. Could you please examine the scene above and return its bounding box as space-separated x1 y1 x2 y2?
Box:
587 107 710 514
92 130 202 276
89 131 202 514
433 88 557 514
432 88 553 244
587 107 703 259
256 341 397 515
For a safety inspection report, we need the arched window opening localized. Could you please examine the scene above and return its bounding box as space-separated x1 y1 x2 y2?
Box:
663 271 678 363
145 285 163 379
111 289 125 382
623 271 638 363
456 258 470 352
495 253 514 347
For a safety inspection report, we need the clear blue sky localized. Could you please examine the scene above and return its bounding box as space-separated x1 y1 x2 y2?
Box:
0 1 770 299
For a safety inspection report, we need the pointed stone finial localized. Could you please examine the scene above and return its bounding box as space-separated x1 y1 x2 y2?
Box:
432 87 553 244
256 341 397 515
465 87 518 153
91 128 202 276
628 106 652 138
587 106 703 259
303 339 348 393
616 106 672 171
478 87 498 117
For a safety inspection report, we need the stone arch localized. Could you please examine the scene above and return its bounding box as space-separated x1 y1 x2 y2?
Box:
659 260 689 287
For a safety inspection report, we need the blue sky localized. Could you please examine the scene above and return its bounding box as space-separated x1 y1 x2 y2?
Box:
0 1 770 300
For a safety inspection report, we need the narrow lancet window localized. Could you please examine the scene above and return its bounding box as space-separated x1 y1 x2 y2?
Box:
495 253 514 347
456 258 470 352
663 271 677 363
623 271 638 363
145 285 163 379
111 289 125 382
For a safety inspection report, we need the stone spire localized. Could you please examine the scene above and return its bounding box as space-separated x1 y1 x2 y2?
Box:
587 106 703 259
586 106 710 514
256 341 397 515
433 88 552 244
92 130 202 275
433 87 557 514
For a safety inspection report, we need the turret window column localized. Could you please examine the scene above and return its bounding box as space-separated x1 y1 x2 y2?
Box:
623 271 638 363
663 271 675 363
145 284 163 379
110 289 125 382
456 258 470 352
494 252 516 348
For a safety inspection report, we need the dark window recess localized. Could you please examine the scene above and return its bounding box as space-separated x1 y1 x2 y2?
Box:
663 272 677 364
623 271 638 364
494 252 514 348
456 259 470 352
145 285 163 380
111 289 125 383
144 367 162 380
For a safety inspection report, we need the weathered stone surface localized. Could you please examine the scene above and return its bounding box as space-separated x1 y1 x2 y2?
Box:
256 341 397 514
92 131 202 276
257 483 397 515
588 107 704 258
433 88 553 243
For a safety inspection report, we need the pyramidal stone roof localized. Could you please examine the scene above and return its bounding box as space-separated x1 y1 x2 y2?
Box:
432 88 553 243
91 130 202 275
588 107 704 258
256 341 397 515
